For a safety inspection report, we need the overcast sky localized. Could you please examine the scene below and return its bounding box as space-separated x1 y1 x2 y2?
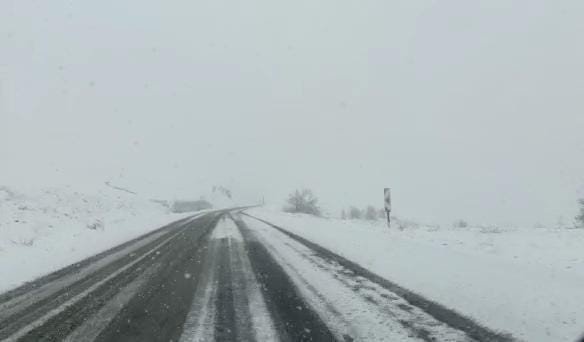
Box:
2 0 584 226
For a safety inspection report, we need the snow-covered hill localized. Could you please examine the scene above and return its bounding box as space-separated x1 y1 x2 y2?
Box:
0 185 193 293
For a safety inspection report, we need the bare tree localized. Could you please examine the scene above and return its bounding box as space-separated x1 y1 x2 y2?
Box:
341 209 347 220
284 189 321 216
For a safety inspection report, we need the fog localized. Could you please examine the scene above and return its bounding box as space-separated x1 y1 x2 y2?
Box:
2 0 583 226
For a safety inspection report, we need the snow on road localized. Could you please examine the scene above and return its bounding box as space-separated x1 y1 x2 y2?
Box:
243 216 474 341
0 185 196 293
246 208 584 342
180 217 278 342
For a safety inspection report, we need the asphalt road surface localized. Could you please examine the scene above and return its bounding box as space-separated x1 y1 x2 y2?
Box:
0 210 516 342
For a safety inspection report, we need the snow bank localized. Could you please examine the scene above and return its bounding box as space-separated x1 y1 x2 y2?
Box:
0 185 193 293
246 208 584 342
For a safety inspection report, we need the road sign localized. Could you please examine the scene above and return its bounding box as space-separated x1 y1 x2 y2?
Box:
384 188 391 211
384 188 391 228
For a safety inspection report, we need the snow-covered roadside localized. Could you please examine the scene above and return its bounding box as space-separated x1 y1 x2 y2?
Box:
246 208 584 342
0 185 197 293
243 216 474 341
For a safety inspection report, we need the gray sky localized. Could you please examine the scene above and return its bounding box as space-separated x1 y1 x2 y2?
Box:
2 0 584 226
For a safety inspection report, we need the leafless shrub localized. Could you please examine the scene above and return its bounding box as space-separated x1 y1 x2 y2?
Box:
394 218 420 230
453 219 469 228
284 189 321 216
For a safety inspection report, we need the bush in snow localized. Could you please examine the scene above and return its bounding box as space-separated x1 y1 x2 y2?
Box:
284 189 321 216
364 206 378 220
453 219 469 228
348 206 362 220
393 217 420 230
479 225 504 234
576 199 584 228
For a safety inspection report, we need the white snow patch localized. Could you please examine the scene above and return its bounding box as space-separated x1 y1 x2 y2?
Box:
210 216 243 241
0 185 200 293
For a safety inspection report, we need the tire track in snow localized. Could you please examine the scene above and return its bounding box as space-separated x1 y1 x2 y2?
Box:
227 215 279 342
179 236 220 342
180 216 279 342
275 235 471 341
234 217 339 342
62 262 163 342
215 238 237 341
93 215 220 342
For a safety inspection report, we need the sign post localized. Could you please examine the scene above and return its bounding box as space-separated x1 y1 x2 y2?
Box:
384 188 391 228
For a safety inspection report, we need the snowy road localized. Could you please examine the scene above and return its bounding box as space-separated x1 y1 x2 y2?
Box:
0 210 515 342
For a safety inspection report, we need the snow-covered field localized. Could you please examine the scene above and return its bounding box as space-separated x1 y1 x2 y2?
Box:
0 185 195 293
246 207 584 342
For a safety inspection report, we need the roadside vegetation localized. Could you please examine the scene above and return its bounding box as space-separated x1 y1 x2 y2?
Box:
576 198 584 228
284 189 321 216
342 206 385 221
285 194 584 231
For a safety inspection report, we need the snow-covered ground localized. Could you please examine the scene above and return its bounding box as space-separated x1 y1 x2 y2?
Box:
246 207 584 342
0 185 196 293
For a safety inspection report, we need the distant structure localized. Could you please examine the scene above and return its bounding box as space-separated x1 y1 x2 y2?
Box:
171 199 213 213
